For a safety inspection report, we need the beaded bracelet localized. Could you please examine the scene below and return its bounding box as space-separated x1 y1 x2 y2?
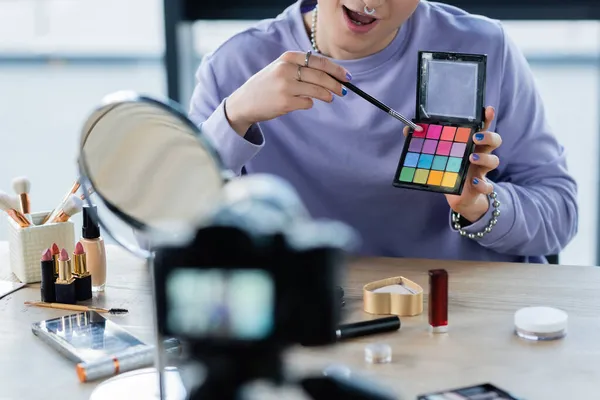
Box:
451 192 500 239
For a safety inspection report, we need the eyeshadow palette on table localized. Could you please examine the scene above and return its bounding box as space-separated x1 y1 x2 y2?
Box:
393 51 487 195
417 382 520 400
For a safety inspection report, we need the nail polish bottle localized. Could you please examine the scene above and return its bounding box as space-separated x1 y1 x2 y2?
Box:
55 248 76 304
80 205 106 292
73 241 92 301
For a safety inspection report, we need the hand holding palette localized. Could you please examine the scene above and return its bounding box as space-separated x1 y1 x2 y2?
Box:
393 51 487 194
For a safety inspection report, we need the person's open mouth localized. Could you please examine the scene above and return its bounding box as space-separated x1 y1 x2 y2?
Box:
343 5 377 26
342 5 379 33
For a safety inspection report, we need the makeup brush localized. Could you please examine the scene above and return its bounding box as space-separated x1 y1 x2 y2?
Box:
332 78 422 132
79 186 95 201
0 191 31 228
24 301 128 315
6 194 20 211
50 194 83 223
42 179 81 225
11 176 31 215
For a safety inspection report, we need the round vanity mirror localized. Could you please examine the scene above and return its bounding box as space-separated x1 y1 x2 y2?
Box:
78 91 226 257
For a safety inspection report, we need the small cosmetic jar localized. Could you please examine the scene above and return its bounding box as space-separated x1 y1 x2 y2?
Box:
364 343 392 364
514 306 568 341
7 211 74 283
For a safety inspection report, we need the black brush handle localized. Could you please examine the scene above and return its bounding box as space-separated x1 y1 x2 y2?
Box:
331 77 419 130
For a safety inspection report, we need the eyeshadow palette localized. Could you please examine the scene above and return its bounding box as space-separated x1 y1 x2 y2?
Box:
393 51 487 195
417 383 520 400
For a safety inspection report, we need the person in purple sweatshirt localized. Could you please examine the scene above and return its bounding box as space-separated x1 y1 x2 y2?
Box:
189 0 578 263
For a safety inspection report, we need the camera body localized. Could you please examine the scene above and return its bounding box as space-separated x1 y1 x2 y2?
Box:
153 224 345 349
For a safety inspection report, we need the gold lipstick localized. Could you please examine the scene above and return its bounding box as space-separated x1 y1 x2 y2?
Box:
73 242 92 301
55 248 76 304
51 243 60 278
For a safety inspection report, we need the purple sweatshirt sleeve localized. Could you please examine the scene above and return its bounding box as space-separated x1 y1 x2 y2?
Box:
188 57 265 175
452 28 578 256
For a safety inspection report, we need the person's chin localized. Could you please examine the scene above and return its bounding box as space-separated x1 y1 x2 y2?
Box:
333 40 375 58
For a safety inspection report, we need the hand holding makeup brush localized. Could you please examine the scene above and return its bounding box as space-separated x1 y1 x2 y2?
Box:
50 194 83 223
0 191 31 228
225 50 352 136
11 176 31 215
404 106 502 223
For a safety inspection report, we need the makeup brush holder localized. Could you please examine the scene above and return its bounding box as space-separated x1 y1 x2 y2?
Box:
7 211 75 283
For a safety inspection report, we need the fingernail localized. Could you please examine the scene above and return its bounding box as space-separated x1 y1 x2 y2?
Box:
472 153 479 161
475 133 484 141
342 87 348 96
473 178 479 185
346 72 353 81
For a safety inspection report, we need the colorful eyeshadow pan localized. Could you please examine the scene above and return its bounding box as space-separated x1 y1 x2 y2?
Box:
413 124 428 138
432 156 448 170
454 127 471 143
413 169 429 184
404 152 420 167
440 126 456 141
417 154 434 169
436 141 452 156
399 167 415 182
393 51 487 195
450 142 466 158
445 157 462 172
427 170 443 185
409 138 424 152
426 124 442 139
422 140 438 154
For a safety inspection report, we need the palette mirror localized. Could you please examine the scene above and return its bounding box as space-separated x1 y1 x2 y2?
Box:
78 91 227 258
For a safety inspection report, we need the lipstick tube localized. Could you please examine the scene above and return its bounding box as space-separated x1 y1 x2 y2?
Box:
428 269 448 333
336 316 401 340
40 257 56 303
51 244 60 279
55 252 76 304
52 253 59 278
73 246 92 301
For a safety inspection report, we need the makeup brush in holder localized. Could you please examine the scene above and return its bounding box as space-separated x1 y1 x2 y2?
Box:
3 189 78 283
12 176 32 221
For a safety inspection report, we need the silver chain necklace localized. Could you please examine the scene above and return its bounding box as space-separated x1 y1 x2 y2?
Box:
310 5 320 53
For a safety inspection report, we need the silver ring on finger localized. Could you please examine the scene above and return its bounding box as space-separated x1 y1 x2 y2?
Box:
304 50 311 67
297 65 303 82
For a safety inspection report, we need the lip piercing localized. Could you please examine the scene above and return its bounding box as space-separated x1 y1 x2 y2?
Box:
364 6 375 15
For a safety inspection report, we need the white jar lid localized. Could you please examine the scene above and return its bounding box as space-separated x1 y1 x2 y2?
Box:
364 343 392 364
514 306 568 334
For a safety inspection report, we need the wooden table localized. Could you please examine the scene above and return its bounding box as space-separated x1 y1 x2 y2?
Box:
1 241 599 400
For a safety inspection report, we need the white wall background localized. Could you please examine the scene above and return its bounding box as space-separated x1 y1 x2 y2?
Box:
0 0 599 266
